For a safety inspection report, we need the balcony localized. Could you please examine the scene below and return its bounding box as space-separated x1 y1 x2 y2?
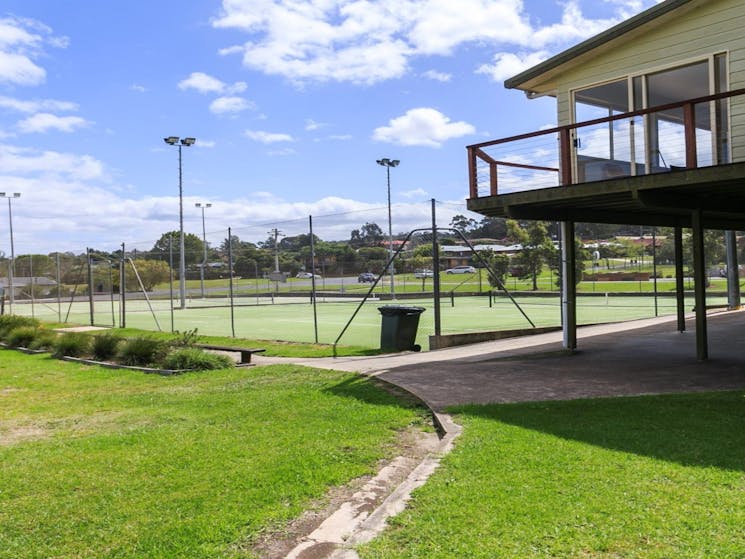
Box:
466 89 745 230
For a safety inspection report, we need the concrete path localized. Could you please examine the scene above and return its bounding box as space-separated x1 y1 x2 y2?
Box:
257 310 745 412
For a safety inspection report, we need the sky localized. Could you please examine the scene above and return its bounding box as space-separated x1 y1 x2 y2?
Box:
0 0 661 256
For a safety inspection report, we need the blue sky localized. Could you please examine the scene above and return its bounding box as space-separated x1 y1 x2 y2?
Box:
0 0 660 254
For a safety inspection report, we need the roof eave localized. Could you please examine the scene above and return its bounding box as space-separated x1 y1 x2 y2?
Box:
505 0 695 92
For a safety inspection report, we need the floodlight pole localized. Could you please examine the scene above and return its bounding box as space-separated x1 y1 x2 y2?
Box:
0 192 20 310
376 158 399 299
195 202 211 298
164 136 195 310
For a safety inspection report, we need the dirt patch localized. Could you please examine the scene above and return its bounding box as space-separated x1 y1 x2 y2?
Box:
249 425 440 559
0 424 47 446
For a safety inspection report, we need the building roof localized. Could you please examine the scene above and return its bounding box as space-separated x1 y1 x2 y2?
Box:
504 0 695 93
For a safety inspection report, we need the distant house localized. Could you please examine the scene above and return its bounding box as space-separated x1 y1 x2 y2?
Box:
466 0 745 359
441 244 522 269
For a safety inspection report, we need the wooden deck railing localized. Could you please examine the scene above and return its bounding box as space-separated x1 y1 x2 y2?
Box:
467 88 745 199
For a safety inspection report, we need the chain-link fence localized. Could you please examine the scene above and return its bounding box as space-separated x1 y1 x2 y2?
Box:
1 199 713 351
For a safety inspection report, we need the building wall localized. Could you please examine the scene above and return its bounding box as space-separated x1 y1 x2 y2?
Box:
546 0 745 161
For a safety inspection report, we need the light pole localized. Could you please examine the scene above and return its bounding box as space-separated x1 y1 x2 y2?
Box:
0 192 20 309
164 136 196 309
376 158 399 298
195 202 211 298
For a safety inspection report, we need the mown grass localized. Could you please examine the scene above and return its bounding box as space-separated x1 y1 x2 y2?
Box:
361 391 745 558
0 350 425 559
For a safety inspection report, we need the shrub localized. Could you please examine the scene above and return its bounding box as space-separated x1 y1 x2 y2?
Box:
28 331 59 351
6 326 41 348
171 328 200 347
0 316 41 340
117 337 167 367
91 333 122 361
53 332 91 358
161 347 235 371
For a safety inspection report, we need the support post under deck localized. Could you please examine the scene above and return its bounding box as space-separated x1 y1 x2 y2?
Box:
674 226 685 333
561 220 577 350
691 210 708 360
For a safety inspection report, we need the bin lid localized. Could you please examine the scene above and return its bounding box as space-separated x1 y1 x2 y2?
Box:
377 305 426 316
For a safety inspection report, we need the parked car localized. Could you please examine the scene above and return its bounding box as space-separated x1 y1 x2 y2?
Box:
358 272 376 283
296 272 321 279
414 269 434 278
445 265 476 274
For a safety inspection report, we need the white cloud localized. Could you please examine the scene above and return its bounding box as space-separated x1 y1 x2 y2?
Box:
0 144 106 180
211 0 644 84
209 96 254 114
17 113 90 134
18 113 90 134
244 129 295 143
178 71 227 94
305 118 327 131
421 69 451 82
0 51 45 86
476 50 550 82
129 84 147 93
373 107 475 148
0 16 67 86
0 95 78 113
178 71 248 95
399 187 428 199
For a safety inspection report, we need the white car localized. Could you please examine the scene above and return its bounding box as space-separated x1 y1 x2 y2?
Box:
295 272 321 279
445 265 476 274
414 269 434 278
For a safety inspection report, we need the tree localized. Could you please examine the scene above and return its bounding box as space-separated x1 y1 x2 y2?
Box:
547 240 589 287
480 250 510 288
350 222 384 248
449 214 477 235
507 220 554 290
149 231 204 267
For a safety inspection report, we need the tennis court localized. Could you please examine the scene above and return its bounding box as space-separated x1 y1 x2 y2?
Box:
10 292 724 350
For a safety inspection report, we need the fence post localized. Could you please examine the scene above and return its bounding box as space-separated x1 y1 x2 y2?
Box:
87 248 94 326
431 199 441 337
228 227 235 338
309 215 319 344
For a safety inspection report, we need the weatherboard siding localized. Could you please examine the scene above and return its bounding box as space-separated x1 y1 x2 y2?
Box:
548 0 745 162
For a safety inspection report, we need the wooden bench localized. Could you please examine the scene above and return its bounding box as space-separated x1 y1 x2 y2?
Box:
195 344 266 365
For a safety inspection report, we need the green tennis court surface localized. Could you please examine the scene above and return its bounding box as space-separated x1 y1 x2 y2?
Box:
13 293 723 350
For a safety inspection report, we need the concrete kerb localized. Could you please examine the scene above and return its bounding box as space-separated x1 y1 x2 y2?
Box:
284 373 462 559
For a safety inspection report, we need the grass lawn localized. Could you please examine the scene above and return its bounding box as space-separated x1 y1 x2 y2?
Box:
361 391 745 558
0 351 426 559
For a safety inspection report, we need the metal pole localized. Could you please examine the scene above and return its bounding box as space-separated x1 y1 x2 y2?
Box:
120 243 126 328
87 248 94 326
178 144 186 310
56 252 62 322
431 199 441 337
691 209 708 360
309 216 319 344
7 196 16 310
196 203 210 298
228 227 235 338
168 234 174 332
386 165 395 299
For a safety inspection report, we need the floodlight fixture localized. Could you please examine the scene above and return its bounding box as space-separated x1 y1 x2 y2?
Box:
376 157 401 298
163 135 197 309
0 192 21 308
195 201 212 297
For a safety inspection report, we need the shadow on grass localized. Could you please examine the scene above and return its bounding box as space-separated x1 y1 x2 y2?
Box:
325 376 427 411
451 390 745 472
